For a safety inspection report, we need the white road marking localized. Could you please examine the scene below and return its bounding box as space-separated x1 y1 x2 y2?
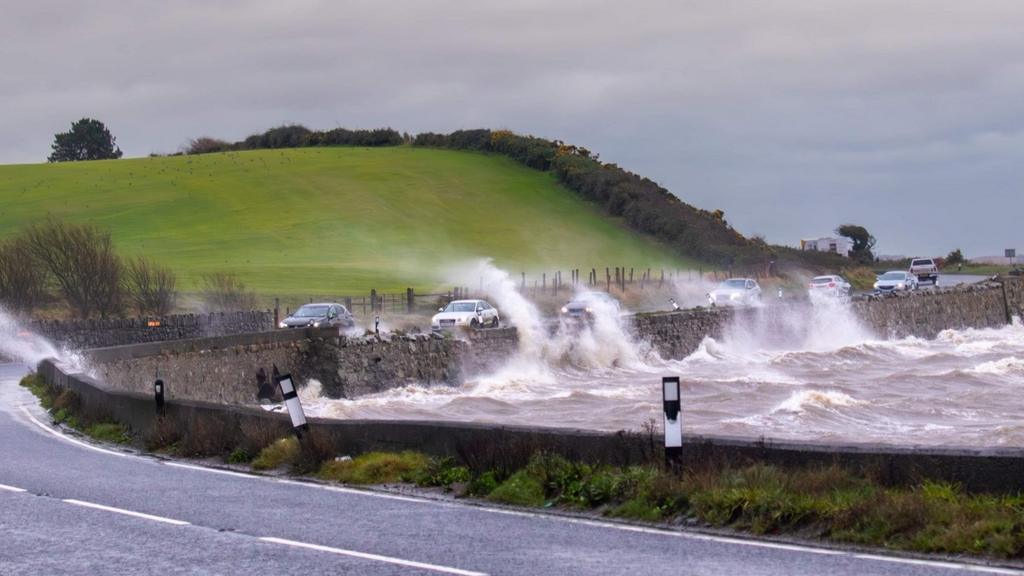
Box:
275 478 428 503
164 461 258 479
0 483 26 493
18 405 127 458
63 498 190 526
260 536 488 576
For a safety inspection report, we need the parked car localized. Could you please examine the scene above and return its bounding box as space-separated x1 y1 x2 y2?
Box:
873 271 919 294
432 299 500 330
708 278 762 307
560 292 621 320
808 275 852 298
909 258 939 285
279 303 354 329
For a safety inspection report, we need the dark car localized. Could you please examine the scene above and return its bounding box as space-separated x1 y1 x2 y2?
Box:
279 303 354 329
559 292 621 320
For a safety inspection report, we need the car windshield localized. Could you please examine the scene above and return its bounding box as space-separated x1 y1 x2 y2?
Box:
720 279 747 289
812 276 834 284
880 272 905 280
294 305 329 318
444 302 478 313
912 259 932 266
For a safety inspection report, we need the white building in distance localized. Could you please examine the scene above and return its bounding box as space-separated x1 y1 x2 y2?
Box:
800 236 854 257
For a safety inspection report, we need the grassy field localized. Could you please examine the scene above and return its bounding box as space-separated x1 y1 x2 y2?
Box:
0 147 689 296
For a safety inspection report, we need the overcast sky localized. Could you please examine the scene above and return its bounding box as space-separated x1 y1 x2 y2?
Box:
3 1 1022 257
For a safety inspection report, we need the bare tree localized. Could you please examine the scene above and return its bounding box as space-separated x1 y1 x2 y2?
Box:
201 272 257 312
0 237 46 314
23 218 124 319
125 257 177 316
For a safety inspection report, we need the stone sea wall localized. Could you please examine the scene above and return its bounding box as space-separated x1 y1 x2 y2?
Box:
73 277 1024 404
31 311 274 350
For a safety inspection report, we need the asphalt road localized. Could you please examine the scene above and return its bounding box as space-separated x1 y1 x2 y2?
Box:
0 363 1019 576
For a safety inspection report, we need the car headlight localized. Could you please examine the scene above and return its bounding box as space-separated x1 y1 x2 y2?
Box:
730 293 740 300
897 283 905 289
278 321 287 328
585 307 593 313
313 321 320 327
560 306 568 314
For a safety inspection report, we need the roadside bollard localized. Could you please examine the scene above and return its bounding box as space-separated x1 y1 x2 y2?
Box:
273 364 308 438
154 377 165 416
662 376 682 470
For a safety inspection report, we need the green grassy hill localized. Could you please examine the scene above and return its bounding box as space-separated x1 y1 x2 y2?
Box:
0 147 689 295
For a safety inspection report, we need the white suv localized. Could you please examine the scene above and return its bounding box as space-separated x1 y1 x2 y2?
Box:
909 258 939 285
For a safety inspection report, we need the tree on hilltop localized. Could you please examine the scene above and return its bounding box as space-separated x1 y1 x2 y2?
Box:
48 118 123 162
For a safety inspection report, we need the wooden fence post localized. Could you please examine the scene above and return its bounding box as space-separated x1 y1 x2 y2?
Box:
274 298 279 328
370 289 377 312
406 288 414 313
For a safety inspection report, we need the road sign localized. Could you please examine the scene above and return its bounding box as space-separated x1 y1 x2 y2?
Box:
1006 248 1016 259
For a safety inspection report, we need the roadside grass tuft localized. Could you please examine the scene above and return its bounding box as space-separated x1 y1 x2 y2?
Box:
251 437 300 471
228 447 254 464
317 451 429 484
19 374 54 409
487 470 545 507
85 422 131 445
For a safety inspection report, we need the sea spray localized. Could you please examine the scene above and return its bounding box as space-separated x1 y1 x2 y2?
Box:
0 307 61 368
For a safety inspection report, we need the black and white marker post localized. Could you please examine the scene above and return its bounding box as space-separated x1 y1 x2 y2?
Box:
154 368 165 416
662 376 682 470
273 365 308 438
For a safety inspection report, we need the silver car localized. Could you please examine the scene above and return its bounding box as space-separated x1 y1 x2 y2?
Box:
279 303 355 329
808 275 852 298
873 270 918 294
708 278 762 307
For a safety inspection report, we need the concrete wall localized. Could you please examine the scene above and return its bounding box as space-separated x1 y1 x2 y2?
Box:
37 358 1024 494
31 311 273 349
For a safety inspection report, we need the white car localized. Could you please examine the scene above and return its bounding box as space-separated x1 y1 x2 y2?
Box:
873 270 918 294
708 278 762 307
432 299 500 330
808 275 852 298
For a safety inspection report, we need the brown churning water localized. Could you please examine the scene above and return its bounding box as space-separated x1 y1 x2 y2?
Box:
303 276 1024 448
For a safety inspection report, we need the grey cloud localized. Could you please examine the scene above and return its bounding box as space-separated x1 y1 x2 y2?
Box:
2 0 1023 257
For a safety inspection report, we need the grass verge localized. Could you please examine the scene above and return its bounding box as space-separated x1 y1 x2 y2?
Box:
20 374 132 445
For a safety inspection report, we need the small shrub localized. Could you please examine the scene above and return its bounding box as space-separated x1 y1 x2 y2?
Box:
228 447 254 464
411 457 471 488
252 437 300 470
145 415 182 452
466 471 501 496
237 419 288 458
292 428 335 474
488 470 545 507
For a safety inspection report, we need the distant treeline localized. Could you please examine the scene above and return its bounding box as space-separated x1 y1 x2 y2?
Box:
185 125 406 154
185 125 844 269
